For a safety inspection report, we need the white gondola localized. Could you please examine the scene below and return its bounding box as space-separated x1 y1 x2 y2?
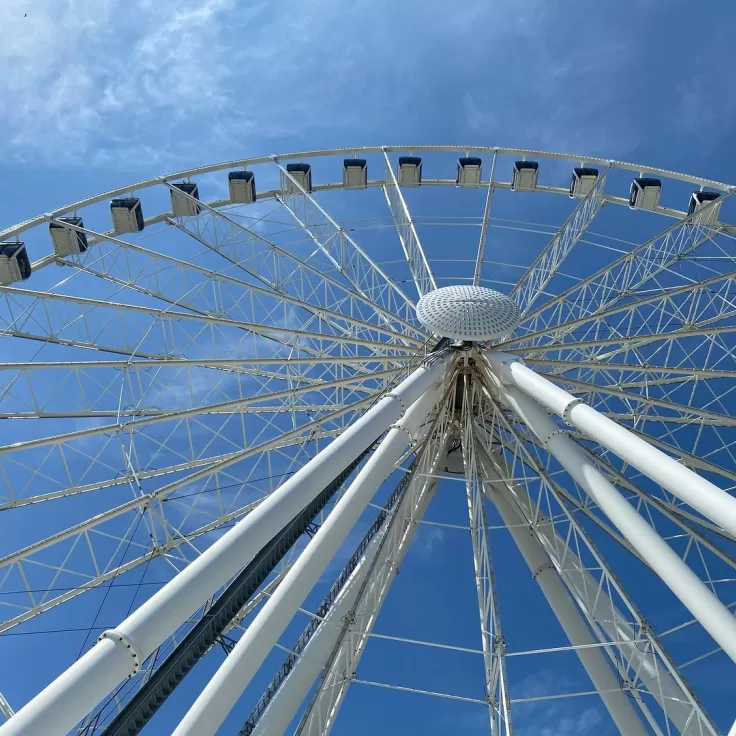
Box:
343 159 367 189
228 171 256 203
688 190 721 226
511 160 539 191
285 163 312 193
50 217 88 257
110 197 145 233
629 177 662 210
456 157 482 188
569 167 599 198
398 156 422 187
171 182 201 217
0 242 32 284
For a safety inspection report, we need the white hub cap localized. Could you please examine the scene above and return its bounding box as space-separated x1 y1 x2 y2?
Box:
416 285 520 341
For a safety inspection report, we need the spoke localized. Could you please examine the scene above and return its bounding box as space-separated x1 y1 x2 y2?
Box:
159 182 427 342
0 356 416 370
460 375 513 735
473 151 498 286
382 149 437 298
0 693 12 721
527 358 736 381
0 431 340 510
0 371 390 455
0 398 375 631
274 159 417 321
507 266 736 353
511 169 608 316
547 374 736 427
515 324 736 356
0 286 412 355
54 221 422 350
511 194 730 344
0 498 261 634
0 362 397 420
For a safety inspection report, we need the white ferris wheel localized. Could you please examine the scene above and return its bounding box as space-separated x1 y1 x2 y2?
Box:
0 146 734 735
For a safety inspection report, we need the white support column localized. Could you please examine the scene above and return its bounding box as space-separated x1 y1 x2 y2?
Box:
487 351 736 539
474 444 648 736
471 384 717 734
249 536 381 736
172 382 445 736
0 357 450 736
493 377 736 665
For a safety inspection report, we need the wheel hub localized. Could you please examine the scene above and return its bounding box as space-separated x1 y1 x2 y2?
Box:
415 285 520 342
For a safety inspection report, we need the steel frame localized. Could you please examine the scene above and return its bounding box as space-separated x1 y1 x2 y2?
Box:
459 373 513 734
1 145 735 736
381 149 437 298
294 388 454 736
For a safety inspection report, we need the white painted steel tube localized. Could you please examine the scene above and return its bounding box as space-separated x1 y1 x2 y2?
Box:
252 538 379 736
173 385 443 736
476 442 703 734
476 446 648 736
0 357 449 736
487 351 736 539
500 384 736 664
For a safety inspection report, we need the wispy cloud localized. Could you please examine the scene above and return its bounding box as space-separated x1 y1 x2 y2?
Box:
2 2 733 178
511 670 609 736
0 0 256 164
5 0 652 168
411 524 445 560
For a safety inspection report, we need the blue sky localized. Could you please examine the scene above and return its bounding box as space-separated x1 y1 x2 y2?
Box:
1 1 736 734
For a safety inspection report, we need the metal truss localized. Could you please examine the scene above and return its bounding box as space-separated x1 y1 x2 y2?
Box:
51 220 422 353
274 159 417 324
0 397 373 632
473 150 498 286
459 373 513 734
1 145 735 736
157 186 426 344
240 452 426 735
293 389 454 736
507 196 732 350
94 451 369 736
510 170 608 316
381 149 437 298
0 694 12 722
473 366 719 735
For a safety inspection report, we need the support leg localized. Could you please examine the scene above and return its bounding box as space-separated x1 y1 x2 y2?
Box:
495 380 736 665
475 444 647 736
0 358 449 736
172 382 445 735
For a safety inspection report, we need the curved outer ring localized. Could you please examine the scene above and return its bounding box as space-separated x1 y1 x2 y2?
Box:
2 146 734 269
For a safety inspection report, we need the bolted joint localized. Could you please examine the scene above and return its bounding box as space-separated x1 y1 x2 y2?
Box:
561 397 584 425
98 629 143 678
385 391 407 418
539 427 567 450
389 423 416 446
532 563 554 580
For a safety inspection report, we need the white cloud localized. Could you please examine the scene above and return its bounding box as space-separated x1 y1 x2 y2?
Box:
2 1 729 171
512 670 609 736
411 524 445 559
0 0 252 164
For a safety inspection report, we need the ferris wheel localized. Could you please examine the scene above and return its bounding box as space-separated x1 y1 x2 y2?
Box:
0 145 734 735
